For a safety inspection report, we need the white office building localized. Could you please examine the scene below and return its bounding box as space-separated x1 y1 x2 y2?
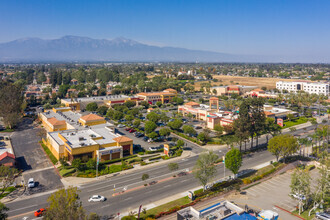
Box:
276 81 329 96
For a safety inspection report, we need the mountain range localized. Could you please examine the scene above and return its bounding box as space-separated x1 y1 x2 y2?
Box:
0 35 317 63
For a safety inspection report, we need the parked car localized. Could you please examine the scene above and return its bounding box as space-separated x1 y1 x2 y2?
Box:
156 122 165 127
129 129 136 133
316 212 330 220
140 117 146 121
193 125 202 129
28 178 35 188
143 136 149 142
168 142 176 147
34 208 46 217
117 124 125 128
289 193 306 200
182 119 188 123
88 195 106 202
148 147 157 151
135 132 144 137
125 127 131 131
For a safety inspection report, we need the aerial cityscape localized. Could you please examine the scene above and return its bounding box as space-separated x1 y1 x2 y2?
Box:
0 1 329 220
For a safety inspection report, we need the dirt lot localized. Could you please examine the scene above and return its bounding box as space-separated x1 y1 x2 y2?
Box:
195 75 299 90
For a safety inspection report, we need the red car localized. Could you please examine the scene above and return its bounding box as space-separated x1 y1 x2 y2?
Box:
125 127 131 131
34 208 46 217
129 129 136 133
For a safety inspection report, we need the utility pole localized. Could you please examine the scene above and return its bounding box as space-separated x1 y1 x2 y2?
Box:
96 152 99 178
223 156 225 179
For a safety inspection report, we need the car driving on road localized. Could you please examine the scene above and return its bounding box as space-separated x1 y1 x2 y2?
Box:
34 208 46 217
88 195 106 202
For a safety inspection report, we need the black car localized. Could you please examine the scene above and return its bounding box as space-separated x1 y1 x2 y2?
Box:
135 132 144 138
143 136 149 142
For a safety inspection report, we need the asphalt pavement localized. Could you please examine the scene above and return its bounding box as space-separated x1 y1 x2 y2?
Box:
5 121 322 219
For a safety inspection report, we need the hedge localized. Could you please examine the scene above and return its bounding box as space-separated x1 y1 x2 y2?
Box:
99 155 137 165
126 157 142 164
149 156 162 161
171 131 203 145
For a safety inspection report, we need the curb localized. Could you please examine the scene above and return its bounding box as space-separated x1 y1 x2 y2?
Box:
274 205 305 220
38 142 62 179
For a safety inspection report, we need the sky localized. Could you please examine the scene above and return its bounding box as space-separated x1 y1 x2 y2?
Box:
1 0 330 61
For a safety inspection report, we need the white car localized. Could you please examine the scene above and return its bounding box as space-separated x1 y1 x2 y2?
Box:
28 178 35 188
289 193 306 200
88 195 105 202
117 124 125 128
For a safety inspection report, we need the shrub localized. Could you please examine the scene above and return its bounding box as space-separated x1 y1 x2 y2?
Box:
306 165 315 171
59 168 76 177
126 157 142 164
149 156 162 161
242 178 252 184
100 155 137 165
138 152 145 155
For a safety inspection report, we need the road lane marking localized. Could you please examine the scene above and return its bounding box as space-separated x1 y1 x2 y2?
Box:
7 204 38 213
124 197 132 201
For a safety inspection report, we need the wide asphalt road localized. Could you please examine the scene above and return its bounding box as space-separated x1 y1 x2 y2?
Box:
6 122 319 219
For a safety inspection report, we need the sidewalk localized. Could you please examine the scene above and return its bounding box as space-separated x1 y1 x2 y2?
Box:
0 186 26 203
61 150 195 188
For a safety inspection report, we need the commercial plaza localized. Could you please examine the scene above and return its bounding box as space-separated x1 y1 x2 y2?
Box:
39 107 133 162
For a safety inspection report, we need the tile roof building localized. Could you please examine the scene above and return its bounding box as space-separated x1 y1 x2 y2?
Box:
40 108 133 162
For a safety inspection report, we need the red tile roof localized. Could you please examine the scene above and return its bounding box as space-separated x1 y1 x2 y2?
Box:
80 114 104 121
113 136 133 143
0 152 15 161
47 117 66 126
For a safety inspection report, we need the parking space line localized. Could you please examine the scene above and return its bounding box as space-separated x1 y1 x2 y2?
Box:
262 181 279 188
246 190 256 197
246 187 260 195
254 183 269 192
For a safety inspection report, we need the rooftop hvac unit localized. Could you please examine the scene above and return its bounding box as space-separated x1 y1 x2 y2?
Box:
79 137 84 141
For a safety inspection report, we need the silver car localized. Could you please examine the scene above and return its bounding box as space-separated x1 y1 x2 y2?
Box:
316 212 330 220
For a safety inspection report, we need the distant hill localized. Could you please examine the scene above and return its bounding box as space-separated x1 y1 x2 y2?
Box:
0 35 261 63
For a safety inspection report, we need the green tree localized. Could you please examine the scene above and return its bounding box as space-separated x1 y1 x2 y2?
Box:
124 101 136 109
168 163 179 172
72 159 82 171
86 159 96 170
159 128 171 137
0 202 9 220
225 148 242 175
197 132 209 144
0 81 24 129
214 124 224 138
113 111 124 120
167 119 182 130
287 114 295 121
290 169 311 215
146 112 160 123
145 121 157 134
147 132 158 140
159 112 169 123
125 115 134 124
86 102 98 112
43 187 86 220
268 134 299 162
156 101 162 108
140 101 150 109
182 125 196 136
0 166 19 197
96 106 108 116
133 119 141 128
193 151 219 191
177 139 185 148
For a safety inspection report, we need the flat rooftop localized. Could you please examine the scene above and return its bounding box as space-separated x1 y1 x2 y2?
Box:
62 95 130 103
177 201 254 220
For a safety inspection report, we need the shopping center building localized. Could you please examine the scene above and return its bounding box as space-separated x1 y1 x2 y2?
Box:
39 108 133 162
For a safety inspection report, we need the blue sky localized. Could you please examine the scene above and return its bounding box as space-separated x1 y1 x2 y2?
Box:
1 0 330 59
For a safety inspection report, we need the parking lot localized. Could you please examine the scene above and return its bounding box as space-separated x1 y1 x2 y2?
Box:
229 169 319 220
10 118 63 192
